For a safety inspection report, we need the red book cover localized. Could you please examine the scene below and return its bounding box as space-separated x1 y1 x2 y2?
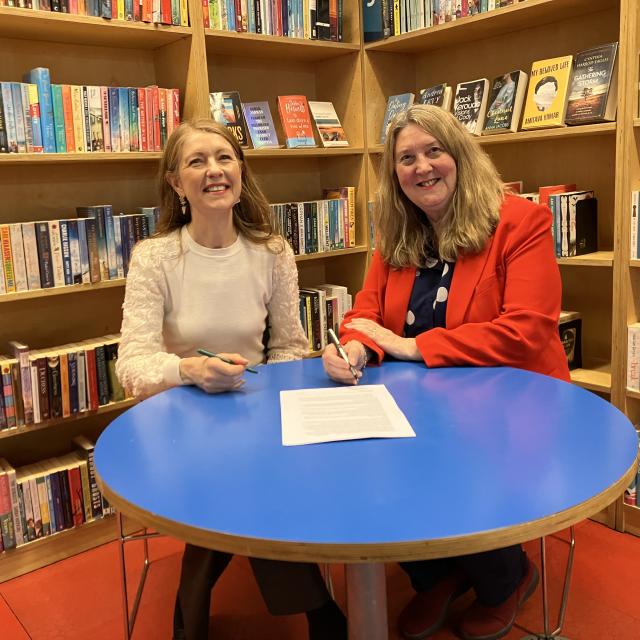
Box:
138 87 148 151
161 0 171 23
133 0 141 19
538 184 577 209
67 466 85 526
172 88 180 130
142 0 152 21
85 347 99 411
145 87 155 151
150 85 161 151
277 95 316 148
158 88 168 149
201 0 209 26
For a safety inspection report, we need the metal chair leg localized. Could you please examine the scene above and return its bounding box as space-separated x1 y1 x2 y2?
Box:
517 526 575 640
116 511 162 639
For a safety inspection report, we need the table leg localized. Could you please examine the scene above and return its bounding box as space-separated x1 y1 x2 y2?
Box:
345 563 388 640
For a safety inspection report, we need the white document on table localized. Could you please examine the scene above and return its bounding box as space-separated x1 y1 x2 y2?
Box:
280 384 416 446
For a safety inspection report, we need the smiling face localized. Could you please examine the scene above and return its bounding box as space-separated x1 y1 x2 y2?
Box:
168 130 242 222
394 123 458 225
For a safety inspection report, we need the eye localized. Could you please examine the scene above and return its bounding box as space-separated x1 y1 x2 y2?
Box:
187 157 203 166
426 146 444 158
218 154 234 162
397 154 413 165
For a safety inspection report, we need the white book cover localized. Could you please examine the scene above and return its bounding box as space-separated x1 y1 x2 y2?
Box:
308 102 349 147
8 223 28 292
21 223 41 291
631 191 639 260
47 220 65 287
628 323 640 390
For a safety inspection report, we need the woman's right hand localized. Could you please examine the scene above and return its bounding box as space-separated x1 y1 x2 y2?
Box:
322 340 367 385
179 354 248 393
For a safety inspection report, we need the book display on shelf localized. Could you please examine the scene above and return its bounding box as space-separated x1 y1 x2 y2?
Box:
308 101 349 147
452 78 489 136
209 91 249 147
242 101 281 149
565 42 619 125
521 55 573 130
418 83 453 111
277 95 316 148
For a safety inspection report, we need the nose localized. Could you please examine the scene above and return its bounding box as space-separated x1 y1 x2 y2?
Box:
415 153 433 174
206 158 224 175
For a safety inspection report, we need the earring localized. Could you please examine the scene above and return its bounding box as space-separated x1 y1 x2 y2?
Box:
179 195 187 217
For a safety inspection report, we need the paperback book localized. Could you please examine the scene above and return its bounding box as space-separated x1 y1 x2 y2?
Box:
209 91 249 146
521 55 573 130
452 79 490 135
277 95 316 148
308 101 349 147
241 101 281 148
379 93 415 144
481 70 528 135
565 42 618 125
418 83 452 111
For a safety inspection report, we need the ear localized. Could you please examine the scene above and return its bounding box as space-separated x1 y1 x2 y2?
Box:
166 172 183 197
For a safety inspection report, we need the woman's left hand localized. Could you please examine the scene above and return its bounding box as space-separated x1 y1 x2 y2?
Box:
345 318 422 361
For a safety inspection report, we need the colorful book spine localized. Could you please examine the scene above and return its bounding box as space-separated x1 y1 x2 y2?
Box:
28 68 56 153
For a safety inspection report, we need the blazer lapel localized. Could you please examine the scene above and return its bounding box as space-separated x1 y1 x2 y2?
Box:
447 237 494 328
384 267 415 335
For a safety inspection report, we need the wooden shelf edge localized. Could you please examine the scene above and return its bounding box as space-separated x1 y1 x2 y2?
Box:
245 147 365 158
623 502 640 537
570 367 612 393
0 279 126 304
0 515 116 582
0 151 163 165
557 251 614 267
295 246 369 262
0 399 137 441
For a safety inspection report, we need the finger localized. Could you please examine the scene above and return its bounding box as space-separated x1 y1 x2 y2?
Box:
221 352 250 365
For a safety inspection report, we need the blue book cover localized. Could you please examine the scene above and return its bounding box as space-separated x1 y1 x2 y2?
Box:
102 204 118 279
44 475 57 535
380 93 415 144
127 87 139 151
76 218 91 284
27 68 56 153
50 84 67 153
108 87 120 152
10 83 27 153
112 213 124 278
58 220 73 285
363 0 383 41
25 83 43 153
242 101 281 148
118 87 130 151
67 351 79 414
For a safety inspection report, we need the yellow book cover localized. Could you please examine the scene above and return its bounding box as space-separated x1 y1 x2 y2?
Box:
521 55 573 130
180 0 188 26
70 85 86 153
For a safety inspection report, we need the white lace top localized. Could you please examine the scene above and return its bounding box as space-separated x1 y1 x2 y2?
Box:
116 226 308 399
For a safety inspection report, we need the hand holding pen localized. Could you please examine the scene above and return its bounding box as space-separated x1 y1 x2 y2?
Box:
179 349 258 394
324 329 363 385
197 349 259 374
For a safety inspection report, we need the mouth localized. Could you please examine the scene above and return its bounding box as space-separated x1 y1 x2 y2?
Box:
417 178 439 188
203 184 229 193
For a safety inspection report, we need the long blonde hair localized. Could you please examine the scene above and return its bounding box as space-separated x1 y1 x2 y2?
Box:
376 104 504 266
156 118 279 249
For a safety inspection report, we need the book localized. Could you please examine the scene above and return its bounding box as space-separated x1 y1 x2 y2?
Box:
363 0 384 42
277 95 316 148
521 55 573 130
452 78 490 135
308 100 349 147
241 101 281 148
379 93 415 144
209 91 249 147
481 70 528 135
565 42 618 125
418 83 452 111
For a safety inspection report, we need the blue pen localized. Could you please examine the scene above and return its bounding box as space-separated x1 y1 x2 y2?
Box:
197 348 259 374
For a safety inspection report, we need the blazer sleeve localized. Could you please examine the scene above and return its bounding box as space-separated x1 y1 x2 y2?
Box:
417 204 562 369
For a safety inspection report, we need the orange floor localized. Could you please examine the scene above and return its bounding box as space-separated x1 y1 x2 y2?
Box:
1 519 639 639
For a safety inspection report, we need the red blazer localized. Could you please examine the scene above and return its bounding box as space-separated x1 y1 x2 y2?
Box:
340 195 570 382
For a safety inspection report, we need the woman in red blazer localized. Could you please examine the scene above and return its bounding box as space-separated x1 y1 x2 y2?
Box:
323 104 570 640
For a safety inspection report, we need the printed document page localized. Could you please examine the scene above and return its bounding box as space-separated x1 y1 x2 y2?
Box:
280 384 416 446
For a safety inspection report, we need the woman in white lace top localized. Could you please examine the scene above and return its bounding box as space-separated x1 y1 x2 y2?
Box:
116 119 346 640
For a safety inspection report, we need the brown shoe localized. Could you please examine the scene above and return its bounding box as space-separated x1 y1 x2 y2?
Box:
457 559 540 640
399 571 471 640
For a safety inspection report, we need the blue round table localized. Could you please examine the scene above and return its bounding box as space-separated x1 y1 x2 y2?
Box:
95 359 638 640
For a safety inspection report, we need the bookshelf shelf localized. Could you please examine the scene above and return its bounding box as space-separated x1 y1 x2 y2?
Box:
626 388 640 400
629 259 640 268
570 365 612 394
245 147 365 159
364 0 615 54
0 279 126 304
0 7 191 48
557 251 614 267
634 118 640 128
623 503 640 537
294 246 369 263
204 30 360 60
0 399 137 441
0 152 163 165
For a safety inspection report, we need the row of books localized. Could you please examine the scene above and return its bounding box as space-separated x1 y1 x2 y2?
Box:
0 69 180 154
270 187 356 254
0 0 189 26
380 42 618 140
0 206 160 295
0 437 111 553
210 92 348 149
512 182 597 259
364 0 528 41
299 284 352 352
0 336 125 430
203 0 342 41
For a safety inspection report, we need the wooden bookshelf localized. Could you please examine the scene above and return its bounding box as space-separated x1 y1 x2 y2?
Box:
570 365 612 394
557 251 614 268
0 279 126 304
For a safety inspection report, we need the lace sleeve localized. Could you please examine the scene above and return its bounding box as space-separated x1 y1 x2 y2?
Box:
115 240 182 399
266 240 309 362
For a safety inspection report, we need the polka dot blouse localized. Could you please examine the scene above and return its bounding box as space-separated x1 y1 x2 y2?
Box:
403 258 455 338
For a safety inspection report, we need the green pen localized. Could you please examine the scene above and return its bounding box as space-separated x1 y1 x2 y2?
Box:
197 348 259 374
